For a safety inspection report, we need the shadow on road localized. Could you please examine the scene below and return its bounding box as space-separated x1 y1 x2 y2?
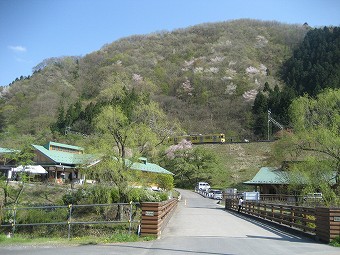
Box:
226 210 317 244
105 243 234 255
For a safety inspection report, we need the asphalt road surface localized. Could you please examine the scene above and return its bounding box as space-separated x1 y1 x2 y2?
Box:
1 189 339 255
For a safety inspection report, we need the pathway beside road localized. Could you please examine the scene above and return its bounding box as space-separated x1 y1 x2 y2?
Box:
0 189 339 255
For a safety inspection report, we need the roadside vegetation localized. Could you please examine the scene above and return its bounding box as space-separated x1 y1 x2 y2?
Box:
0 232 155 246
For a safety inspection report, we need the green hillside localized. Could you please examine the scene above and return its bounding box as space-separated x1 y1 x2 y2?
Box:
1 20 338 191
202 141 274 190
0 19 308 141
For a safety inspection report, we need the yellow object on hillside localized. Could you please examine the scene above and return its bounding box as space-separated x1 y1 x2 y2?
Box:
168 133 225 144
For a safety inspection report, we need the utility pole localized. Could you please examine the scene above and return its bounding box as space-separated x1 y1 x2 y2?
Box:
267 110 270 141
267 110 284 140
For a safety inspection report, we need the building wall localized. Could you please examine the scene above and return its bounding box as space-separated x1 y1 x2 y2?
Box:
33 151 53 164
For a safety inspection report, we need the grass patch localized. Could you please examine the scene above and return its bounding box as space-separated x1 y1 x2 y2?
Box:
0 233 156 246
203 142 273 188
0 234 66 246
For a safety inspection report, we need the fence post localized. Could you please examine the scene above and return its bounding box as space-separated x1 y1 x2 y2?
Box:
12 206 17 237
225 198 232 210
316 207 340 243
290 207 294 227
68 204 72 240
128 201 133 235
271 205 274 221
302 208 307 232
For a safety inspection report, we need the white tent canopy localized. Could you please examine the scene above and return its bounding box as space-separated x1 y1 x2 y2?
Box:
11 165 47 174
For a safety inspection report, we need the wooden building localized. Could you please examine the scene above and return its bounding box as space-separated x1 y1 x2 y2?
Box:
32 141 96 183
243 167 289 194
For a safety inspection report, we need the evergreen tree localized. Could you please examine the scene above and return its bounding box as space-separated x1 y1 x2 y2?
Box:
51 104 65 134
253 112 267 139
281 26 340 97
252 92 268 114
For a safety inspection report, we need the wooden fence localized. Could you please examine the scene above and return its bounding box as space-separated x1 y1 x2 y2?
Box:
140 198 178 237
225 198 340 243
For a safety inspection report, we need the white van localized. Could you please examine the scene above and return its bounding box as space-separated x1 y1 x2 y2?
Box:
196 182 210 191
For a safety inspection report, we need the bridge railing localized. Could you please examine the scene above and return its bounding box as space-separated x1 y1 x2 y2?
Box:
223 194 328 207
225 198 340 243
259 194 327 207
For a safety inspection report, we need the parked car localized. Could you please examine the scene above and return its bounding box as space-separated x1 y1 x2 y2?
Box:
212 190 223 200
206 189 223 199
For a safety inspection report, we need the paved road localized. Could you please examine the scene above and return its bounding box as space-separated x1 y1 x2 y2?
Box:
1 189 339 255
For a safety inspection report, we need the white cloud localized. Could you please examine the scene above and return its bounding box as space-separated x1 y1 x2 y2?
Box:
8 45 27 52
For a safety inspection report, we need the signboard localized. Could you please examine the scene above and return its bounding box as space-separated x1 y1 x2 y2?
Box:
145 211 154 216
334 216 340 222
243 192 260 201
225 188 237 194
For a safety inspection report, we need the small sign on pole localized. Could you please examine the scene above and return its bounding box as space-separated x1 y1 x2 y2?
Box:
334 216 340 222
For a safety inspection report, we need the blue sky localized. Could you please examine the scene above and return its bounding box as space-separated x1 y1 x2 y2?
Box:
0 0 339 86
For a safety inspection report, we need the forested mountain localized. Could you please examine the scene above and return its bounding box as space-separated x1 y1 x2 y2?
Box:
0 19 317 144
252 26 340 138
282 26 340 96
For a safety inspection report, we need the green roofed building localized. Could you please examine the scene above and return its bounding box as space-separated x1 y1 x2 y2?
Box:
1 141 173 185
130 157 173 175
32 141 98 183
0 147 20 174
32 142 173 184
245 165 337 194
243 167 289 194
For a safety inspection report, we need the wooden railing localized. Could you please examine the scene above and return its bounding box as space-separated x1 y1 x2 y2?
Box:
140 198 178 237
260 194 326 207
225 198 340 243
226 199 317 233
224 194 328 207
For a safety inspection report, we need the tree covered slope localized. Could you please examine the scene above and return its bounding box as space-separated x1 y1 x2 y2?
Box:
0 19 309 139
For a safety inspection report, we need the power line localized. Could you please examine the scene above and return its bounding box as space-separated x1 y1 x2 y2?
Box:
267 110 284 140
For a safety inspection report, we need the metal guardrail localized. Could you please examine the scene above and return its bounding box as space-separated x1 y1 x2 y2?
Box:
195 189 213 198
0 202 141 239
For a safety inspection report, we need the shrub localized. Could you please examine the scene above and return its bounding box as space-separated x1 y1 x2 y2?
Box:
330 236 340 247
62 189 84 205
127 188 170 202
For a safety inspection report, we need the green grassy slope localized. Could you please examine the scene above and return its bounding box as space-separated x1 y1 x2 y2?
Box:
203 141 274 190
